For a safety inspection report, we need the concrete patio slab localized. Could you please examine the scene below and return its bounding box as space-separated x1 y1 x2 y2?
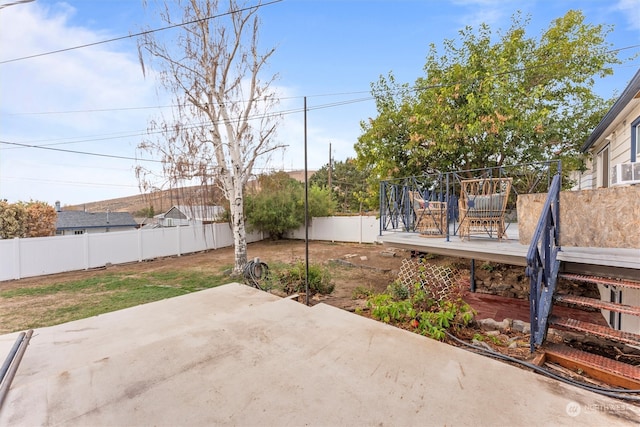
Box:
1 283 638 426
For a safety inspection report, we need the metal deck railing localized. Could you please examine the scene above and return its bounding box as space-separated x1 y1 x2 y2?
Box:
379 161 562 240
526 172 562 352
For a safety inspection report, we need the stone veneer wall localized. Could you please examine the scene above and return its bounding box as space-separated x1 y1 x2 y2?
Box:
517 185 640 248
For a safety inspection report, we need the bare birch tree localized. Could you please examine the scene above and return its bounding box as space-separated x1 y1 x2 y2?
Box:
136 0 282 273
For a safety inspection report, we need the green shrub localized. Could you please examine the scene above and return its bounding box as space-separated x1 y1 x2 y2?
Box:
268 261 334 295
365 284 475 340
385 280 409 300
367 294 415 323
244 172 334 239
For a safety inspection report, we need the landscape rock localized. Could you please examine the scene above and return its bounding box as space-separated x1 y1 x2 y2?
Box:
477 318 512 331
512 319 531 334
329 259 355 268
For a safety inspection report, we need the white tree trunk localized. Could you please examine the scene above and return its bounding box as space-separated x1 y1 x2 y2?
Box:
229 181 247 274
137 0 281 276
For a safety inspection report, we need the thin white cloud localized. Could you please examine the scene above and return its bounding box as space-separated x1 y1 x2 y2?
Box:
0 2 164 205
0 1 350 205
613 0 640 31
449 0 518 28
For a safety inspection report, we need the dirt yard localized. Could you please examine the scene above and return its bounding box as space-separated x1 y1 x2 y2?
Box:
0 240 413 304
1 239 530 312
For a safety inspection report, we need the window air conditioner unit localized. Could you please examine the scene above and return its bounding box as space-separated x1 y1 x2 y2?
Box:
611 162 640 186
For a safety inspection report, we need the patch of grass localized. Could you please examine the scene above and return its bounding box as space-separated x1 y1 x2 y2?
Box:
1 271 227 299
0 270 231 332
352 286 373 299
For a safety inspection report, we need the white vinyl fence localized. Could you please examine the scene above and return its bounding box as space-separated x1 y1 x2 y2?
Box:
0 216 379 281
285 215 379 243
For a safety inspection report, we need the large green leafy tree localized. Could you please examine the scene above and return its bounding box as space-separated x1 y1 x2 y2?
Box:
310 158 373 213
245 172 334 239
356 10 619 187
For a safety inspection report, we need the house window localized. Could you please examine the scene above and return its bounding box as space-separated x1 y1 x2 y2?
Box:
74 230 85 235
633 116 640 162
596 144 609 188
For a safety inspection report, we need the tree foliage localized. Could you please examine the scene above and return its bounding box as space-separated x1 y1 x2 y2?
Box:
0 200 56 239
245 171 334 239
137 0 281 273
310 158 373 213
356 10 620 187
135 205 156 218
0 200 27 239
24 201 57 237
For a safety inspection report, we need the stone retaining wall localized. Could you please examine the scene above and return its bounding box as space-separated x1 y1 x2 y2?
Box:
517 185 640 248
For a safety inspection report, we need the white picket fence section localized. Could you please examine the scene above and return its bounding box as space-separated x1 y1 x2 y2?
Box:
0 216 379 281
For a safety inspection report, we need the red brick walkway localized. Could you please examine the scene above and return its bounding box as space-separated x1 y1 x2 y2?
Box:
462 291 609 326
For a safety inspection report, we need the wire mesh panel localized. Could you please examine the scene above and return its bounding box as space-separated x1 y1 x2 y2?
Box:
397 258 461 302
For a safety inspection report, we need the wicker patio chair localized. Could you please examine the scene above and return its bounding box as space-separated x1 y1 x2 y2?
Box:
458 177 512 240
408 191 447 237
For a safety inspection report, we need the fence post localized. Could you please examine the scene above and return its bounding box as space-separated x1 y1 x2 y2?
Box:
176 226 182 257
137 228 143 262
84 232 90 270
12 237 21 280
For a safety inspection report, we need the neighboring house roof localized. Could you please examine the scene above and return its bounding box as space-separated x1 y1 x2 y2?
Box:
56 211 138 230
156 205 225 221
582 68 640 152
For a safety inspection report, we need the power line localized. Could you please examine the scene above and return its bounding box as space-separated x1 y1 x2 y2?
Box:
4 53 640 118
3 41 640 158
0 0 34 10
3 40 639 118
0 140 163 163
3 89 374 116
0 0 283 65
4 105 174 116
1 96 373 152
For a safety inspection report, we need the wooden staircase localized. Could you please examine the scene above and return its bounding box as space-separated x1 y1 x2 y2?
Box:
543 273 640 388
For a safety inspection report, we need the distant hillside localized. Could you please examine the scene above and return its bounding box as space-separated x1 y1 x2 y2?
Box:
65 186 224 216
65 170 315 215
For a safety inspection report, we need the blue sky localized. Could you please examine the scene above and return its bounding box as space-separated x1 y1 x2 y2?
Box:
1 0 639 206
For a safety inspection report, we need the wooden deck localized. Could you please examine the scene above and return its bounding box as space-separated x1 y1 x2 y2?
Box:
378 224 640 279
